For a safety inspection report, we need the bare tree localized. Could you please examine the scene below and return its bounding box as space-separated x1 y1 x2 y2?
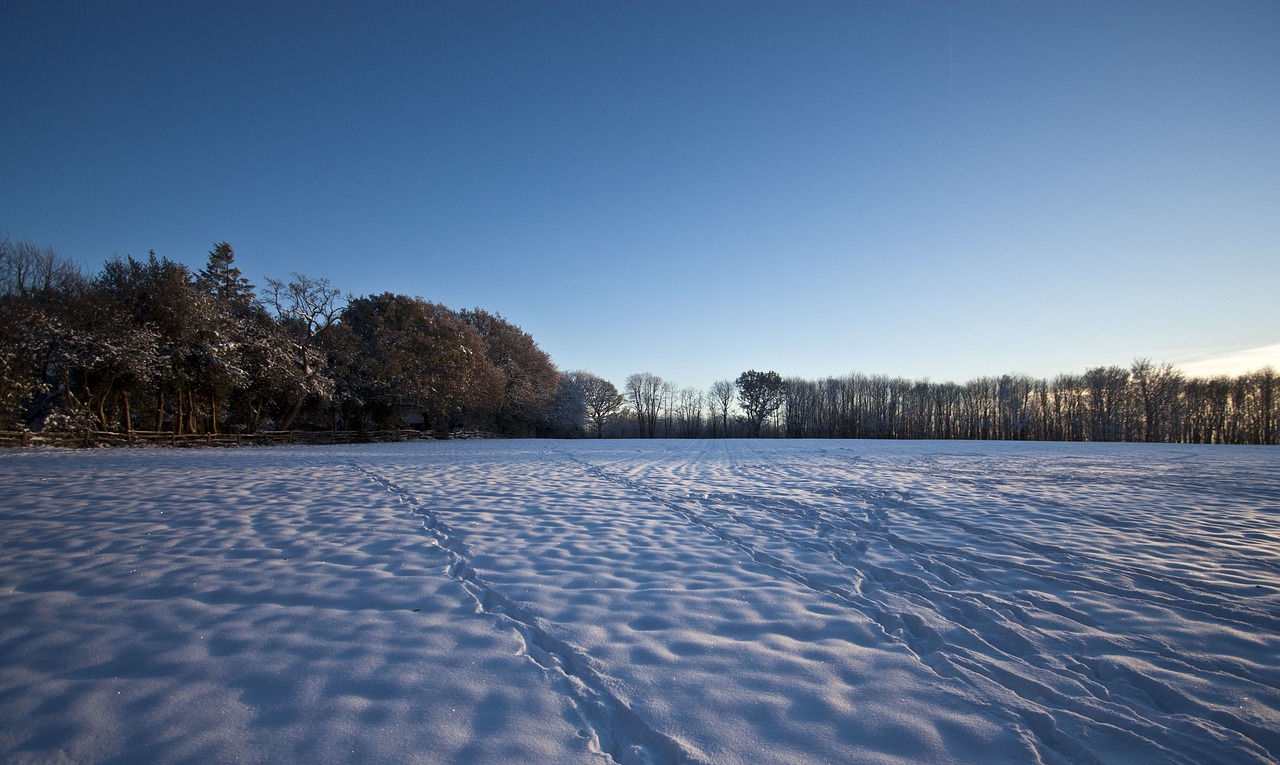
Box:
264 273 345 430
625 372 664 438
1254 367 1277 445
1130 358 1183 442
1084 366 1130 442
708 379 735 437
785 377 828 438
674 386 704 438
0 236 84 300
568 371 623 437
659 379 677 436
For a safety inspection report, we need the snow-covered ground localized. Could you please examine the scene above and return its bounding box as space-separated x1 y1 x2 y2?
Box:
1 440 1277 765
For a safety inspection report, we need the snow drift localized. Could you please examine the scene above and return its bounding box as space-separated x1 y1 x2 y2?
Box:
1 440 1276 764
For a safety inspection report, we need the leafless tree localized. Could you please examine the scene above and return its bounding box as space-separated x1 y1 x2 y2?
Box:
568 371 624 437
1084 366 1130 442
1253 367 1277 445
708 379 735 437
625 372 664 438
674 386 704 438
264 274 346 430
0 235 83 299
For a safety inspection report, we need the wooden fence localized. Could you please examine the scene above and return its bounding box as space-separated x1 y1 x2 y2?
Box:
0 429 452 449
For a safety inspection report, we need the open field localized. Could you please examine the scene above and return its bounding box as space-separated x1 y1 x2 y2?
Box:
1 440 1277 764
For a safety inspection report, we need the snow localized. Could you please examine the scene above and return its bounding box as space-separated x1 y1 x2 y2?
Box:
1 440 1277 764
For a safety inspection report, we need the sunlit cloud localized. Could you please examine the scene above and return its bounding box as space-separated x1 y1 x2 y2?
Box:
1172 343 1280 378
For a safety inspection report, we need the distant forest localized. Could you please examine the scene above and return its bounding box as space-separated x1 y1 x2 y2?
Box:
2 237 1275 445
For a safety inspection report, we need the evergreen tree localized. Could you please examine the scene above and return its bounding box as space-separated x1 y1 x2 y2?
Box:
196 242 257 318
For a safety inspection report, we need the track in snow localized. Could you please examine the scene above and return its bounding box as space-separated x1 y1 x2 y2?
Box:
558 442 1280 765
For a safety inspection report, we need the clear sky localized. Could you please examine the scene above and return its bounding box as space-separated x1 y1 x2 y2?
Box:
4 0 1278 392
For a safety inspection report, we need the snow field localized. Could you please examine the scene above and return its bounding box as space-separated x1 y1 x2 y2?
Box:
1 440 1277 764
0 451 594 764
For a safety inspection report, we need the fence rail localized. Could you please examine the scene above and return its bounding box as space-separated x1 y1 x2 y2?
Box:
0 429 448 449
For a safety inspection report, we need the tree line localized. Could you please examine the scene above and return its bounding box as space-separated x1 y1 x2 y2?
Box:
577 364 1275 444
1 237 581 437
3 235 1275 444
776 364 1276 444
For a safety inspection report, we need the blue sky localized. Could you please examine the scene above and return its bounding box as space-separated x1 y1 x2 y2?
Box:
4 0 1278 392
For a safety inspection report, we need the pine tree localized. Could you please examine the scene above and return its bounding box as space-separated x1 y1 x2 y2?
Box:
197 242 257 317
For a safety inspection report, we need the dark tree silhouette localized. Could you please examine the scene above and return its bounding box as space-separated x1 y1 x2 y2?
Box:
736 369 785 437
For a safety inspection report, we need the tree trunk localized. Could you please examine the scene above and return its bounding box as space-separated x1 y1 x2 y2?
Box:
62 369 82 412
279 395 304 432
248 397 263 433
94 386 108 431
279 345 312 432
